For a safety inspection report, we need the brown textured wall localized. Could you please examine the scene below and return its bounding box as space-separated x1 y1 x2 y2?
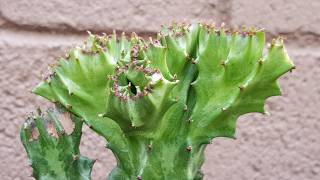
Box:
0 0 319 179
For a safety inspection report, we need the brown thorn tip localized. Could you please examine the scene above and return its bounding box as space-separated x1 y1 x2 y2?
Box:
184 105 188 111
263 111 270 116
173 74 177 80
259 58 264 65
36 108 42 116
290 66 296 72
239 85 245 91
186 146 192 152
72 154 79 161
66 104 72 109
137 176 142 180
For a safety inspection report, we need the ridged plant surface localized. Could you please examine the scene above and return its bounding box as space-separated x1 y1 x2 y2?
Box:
28 23 294 180
20 108 95 180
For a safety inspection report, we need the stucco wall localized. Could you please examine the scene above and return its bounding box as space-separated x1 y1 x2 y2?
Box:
0 0 319 179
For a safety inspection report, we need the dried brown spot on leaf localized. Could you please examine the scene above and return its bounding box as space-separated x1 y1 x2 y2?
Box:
30 128 39 141
59 112 75 135
47 122 59 138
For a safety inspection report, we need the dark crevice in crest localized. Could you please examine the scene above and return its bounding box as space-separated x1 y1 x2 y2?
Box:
127 78 137 95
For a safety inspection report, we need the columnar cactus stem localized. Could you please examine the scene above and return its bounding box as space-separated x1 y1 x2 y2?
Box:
20 106 95 180
23 23 294 179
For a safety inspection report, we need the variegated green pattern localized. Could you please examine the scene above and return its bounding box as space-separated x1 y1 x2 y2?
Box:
21 107 94 180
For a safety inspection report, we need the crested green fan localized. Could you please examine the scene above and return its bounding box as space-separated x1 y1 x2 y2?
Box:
24 23 294 180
